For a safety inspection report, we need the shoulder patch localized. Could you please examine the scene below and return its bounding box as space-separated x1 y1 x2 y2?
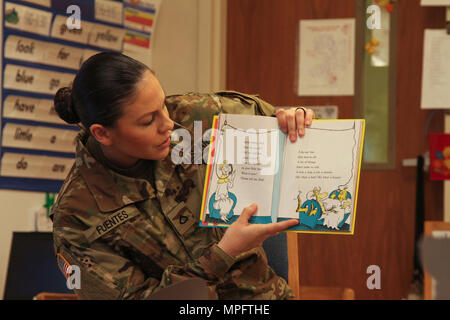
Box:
57 253 72 279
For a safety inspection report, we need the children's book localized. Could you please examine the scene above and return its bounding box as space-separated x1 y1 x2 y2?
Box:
199 114 365 234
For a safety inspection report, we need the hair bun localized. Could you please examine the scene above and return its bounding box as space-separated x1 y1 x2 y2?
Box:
54 87 79 124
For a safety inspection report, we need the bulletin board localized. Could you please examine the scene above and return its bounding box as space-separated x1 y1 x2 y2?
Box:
0 0 159 192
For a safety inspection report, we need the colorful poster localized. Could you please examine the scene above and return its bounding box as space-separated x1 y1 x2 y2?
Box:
124 6 154 33
124 30 150 49
124 0 161 11
123 30 151 62
122 0 161 66
429 133 450 180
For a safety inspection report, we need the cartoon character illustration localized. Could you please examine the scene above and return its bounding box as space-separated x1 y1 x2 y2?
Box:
208 161 237 222
295 186 352 231
296 191 308 213
319 186 352 230
319 197 351 230
329 186 352 202
296 187 327 229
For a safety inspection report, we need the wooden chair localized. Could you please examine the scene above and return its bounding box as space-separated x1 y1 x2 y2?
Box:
297 286 355 300
34 292 78 300
286 233 356 300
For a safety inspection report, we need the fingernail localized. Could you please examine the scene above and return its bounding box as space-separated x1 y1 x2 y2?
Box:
290 134 296 142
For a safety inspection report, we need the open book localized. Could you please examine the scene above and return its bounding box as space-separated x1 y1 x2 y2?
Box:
199 114 365 234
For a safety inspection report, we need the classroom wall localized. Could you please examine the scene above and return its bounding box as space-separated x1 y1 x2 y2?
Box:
151 0 199 95
226 0 445 299
0 0 226 299
0 2 43 300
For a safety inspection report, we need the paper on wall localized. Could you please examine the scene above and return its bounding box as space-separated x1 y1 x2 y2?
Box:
17 0 51 7
5 35 84 70
3 64 75 95
51 15 94 44
95 0 124 25
122 0 162 67
4 35 45 63
420 0 450 5
124 6 154 33
124 0 161 11
43 42 85 70
3 95 67 125
2 123 78 153
123 30 151 61
89 23 126 51
297 19 355 96
421 29 450 109
0 152 74 180
4 2 52 36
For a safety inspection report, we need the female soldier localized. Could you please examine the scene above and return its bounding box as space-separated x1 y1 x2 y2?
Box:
51 52 314 300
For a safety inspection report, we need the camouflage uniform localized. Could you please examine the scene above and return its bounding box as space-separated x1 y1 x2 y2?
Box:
51 91 295 300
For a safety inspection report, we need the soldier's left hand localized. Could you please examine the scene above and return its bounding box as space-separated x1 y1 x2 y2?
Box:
275 107 315 142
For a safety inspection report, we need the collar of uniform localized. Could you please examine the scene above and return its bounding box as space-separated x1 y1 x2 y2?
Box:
152 138 197 199
153 155 176 199
75 130 156 213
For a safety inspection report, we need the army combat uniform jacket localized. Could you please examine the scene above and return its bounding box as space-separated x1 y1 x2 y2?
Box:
51 91 295 300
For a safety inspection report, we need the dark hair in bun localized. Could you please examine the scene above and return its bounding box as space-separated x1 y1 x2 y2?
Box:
54 86 79 124
54 52 150 128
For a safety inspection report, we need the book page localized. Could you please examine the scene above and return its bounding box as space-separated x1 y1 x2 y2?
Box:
277 120 364 234
202 114 281 225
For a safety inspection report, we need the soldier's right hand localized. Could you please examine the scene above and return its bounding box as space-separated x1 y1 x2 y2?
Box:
217 203 299 257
